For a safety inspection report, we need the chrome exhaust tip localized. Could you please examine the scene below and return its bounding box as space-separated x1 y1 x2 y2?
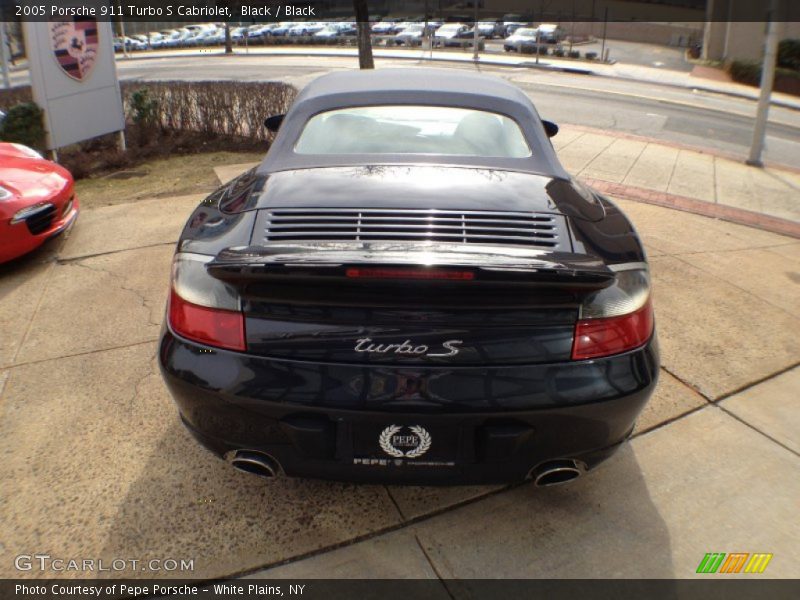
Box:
225 450 282 478
529 459 583 487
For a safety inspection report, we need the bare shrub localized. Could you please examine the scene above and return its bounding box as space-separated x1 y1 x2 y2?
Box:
1 81 298 178
120 81 297 142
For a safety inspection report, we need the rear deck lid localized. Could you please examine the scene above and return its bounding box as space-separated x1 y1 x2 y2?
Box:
206 242 614 365
233 166 605 222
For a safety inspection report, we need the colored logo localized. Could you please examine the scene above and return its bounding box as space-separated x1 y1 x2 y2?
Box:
378 425 432 458
49 18 99 81
696 553 773 574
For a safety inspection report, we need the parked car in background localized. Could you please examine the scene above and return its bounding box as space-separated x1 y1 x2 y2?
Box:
433 23 475 47
159 69 658 486
270 22 298 36
503 22 529 37
124 34 148 49
0 143 78 263
160 30 184 48
164 29 195 48
537 23 566 43
476 20 504 39
248 24 275 40
230 26 248 43
204 28 226 45
504 27 540 52
372 19 402 34
190 27 219 45
113 36 146 51
288 22 326 36
148 32 166 48
394 23 436 46
314 23 357 39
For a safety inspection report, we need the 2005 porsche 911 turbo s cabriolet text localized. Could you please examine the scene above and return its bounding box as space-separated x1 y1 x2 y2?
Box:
159 69 658 486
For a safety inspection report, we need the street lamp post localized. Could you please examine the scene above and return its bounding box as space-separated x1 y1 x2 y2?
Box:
0 22 11 89
746 0 781 167
472 0 479 61
119 19 129 59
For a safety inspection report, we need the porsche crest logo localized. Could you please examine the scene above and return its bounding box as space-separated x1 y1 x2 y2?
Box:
379 425 432 459
49 18 99 81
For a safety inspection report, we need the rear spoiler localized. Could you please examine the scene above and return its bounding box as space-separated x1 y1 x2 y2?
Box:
206 243 616 290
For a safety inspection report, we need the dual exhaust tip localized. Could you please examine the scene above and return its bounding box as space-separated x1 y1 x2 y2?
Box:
529 459 584 487
225 451 584 486
225 449 282 479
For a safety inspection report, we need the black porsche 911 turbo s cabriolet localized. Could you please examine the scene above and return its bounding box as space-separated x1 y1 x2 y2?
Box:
159 69 658 486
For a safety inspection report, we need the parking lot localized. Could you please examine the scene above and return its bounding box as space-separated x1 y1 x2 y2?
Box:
1 120 798 579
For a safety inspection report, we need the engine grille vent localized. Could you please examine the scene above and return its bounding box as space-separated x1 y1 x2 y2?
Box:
261 208 562 248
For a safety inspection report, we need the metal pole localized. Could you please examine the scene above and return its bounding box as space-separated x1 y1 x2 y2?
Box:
535 27 541 64
600 7 608 62
472 0 479 61
723 0 734 59
559 0 576 52
424 0 429 60
0 22 11 89
746 2 781 167
120 19 129 59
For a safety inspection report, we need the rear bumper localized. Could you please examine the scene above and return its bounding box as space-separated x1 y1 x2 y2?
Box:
159 330 659 485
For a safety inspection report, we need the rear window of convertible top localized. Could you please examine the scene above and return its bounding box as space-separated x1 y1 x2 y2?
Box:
293 105 532 158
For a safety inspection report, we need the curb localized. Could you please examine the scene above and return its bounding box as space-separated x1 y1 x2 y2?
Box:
584 178 800 240
112 48 800 111
616 77 800 112
120 48 597 75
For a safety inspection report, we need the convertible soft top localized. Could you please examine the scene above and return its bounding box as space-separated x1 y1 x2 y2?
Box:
260 68 570 179
292 68 533 106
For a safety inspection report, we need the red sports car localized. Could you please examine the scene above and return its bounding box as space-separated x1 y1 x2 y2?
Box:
0 142 78 263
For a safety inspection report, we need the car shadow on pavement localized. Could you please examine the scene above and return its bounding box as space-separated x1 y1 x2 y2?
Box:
97 410 404 580
412 443 678 580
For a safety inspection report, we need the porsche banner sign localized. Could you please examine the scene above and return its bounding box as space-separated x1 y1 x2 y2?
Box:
23 2 124 150
50 19 99 81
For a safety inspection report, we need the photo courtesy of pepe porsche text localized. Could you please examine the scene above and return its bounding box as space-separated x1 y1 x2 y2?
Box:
11 582 309 598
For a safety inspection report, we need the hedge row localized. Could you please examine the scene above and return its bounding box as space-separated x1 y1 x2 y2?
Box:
727 39 800 96
728 60 800 96
0 80 298 149
778 39 800 71
120 80 297 141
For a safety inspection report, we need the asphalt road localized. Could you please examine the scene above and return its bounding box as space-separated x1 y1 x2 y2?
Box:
112 54 800 169
7 52 800 168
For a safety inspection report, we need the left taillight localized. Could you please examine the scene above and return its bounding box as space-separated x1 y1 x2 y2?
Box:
167 253 246 351
571 266 654 360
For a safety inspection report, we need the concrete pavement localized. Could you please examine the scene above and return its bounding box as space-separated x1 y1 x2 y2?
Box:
1 134 798 581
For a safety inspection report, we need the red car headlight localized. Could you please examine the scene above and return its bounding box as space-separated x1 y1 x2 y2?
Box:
10 202 55 225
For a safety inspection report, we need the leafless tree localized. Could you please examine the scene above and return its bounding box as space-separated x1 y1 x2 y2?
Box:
354 0 374 69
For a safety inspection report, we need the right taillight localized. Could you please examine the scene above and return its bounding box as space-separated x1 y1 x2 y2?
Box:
571 266 654 360
167 253 246 351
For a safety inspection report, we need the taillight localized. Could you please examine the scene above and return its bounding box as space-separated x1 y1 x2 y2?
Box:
167 253 246 351
571 266 654 360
